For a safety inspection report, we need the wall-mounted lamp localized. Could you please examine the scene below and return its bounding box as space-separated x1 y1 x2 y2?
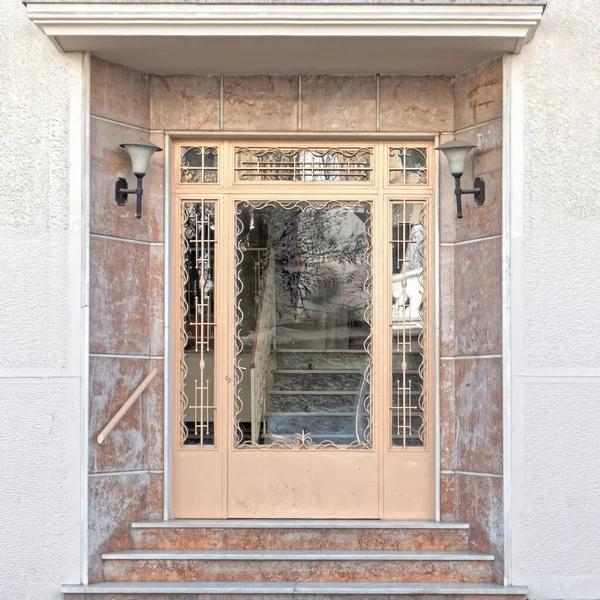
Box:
115 140 163 219
436 140 485 219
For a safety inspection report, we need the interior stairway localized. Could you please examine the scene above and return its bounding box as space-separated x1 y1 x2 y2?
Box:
263 348 421 445
62 520 527 599
264 349 369 445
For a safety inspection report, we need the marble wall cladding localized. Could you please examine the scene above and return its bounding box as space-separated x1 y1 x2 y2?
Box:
454 58 503 132
88 472 152 583
90 118 151 241
441 473 457 522
455 358 503 475
149 245 165 357
440 359 456 472
150 75 220 131
454 119 502 242
88 357 164 580
147 472 165 521
439 132 458 244
447 58 504 575
455 473 504 582
439 245 456 358
91 56 150 129
89 357 164 467
89 357 149 474
147 131 166 243
89 236 151 356
301 75 377 131
144 360 165 472
87 60 508 575
380 75 453 132
89 56 166 584
223 75 298 131
453 236 502 357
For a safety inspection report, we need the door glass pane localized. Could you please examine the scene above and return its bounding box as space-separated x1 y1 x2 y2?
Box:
181 200 216 446
390 200 427 448
234 200 372 449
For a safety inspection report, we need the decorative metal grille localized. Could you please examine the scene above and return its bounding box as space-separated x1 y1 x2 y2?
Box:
180 200 217 447
180 146 219 184
388 147 428 185
390 200 427 448
234 147 373 182
233 200 374 450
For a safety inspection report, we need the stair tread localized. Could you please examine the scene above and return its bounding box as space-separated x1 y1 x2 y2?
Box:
269 390 360 395
276 349 367 353
102 549 494 561
266 411 361 417
63 582 527 595
131 520 470 530
273 369 365 374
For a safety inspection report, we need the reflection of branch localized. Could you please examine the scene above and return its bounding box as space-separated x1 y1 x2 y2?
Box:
237 202 371 330
269 207 369 318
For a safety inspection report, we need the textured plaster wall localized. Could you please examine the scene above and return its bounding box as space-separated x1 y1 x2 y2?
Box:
509 0 600 598
0 0 84 598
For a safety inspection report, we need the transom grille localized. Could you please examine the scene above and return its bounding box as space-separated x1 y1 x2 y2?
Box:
180 146 219 184
388 147 429 185
234 147 373 182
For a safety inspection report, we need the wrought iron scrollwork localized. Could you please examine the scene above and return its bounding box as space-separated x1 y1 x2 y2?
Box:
234 147 373 183
388 147 428 186
390 199 427 449
233 199 374 450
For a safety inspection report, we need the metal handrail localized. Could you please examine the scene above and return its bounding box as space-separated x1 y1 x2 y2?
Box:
97 368 158 445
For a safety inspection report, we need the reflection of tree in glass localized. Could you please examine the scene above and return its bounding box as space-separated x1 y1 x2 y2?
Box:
251 203 370 322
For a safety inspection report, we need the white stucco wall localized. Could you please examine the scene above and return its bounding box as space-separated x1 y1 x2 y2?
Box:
0 1 85 598
508 0 600 598
2 0 600 597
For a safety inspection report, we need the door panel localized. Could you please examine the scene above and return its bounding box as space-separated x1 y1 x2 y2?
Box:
228 451 379 518
171 140 435 519
227 197 377 518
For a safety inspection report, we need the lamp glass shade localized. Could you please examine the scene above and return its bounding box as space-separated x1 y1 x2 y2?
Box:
436 140 476 177
120 140 163 176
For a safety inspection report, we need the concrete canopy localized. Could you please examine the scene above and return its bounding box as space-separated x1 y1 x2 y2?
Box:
27 3 544 75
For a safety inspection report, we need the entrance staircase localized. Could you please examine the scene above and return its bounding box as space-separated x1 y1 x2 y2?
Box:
62 520 527 599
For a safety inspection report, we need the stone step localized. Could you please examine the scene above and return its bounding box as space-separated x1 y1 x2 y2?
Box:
268 391 360 413
131 520 470 552
275 350 422 371
102 550 494 584
270 370 423 393
268 391 423 414
265 412 367 436
276 350 369 370
272 370 365 391
62 581 528 599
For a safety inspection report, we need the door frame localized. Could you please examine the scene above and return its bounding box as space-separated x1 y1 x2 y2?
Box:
163 133 441 520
